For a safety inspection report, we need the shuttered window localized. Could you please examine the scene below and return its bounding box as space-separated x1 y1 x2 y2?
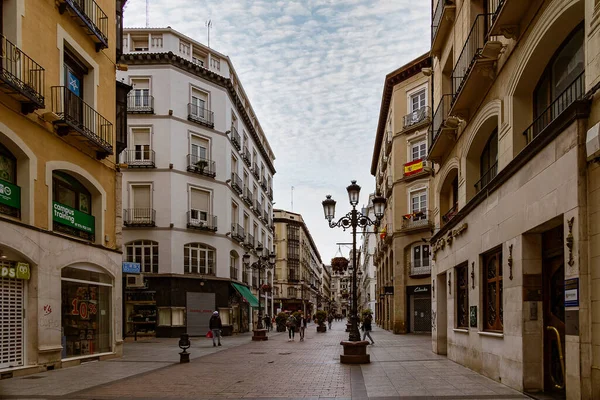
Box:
132 128 150 160
190 189 209 221
132 185 151 209
0 262 24 369
191 136 209 161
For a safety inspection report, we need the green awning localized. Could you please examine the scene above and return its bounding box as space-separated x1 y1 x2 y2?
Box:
232 282 259 308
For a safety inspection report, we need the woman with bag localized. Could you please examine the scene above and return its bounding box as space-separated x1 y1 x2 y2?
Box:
361 312 374 345
209 311 222 347
286 314 297 341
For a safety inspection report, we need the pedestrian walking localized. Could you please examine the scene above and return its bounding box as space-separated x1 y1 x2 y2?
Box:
286 313 297 341
361 312 374 345
327 314 333 329
298 313 307 341
263 314 271 331
209 311 223 347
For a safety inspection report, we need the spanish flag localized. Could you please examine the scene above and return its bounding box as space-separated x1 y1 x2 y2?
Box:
380 226 387 240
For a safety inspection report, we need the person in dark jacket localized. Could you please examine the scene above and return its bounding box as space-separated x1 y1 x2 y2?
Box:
361 312 374 344
209 311 223 347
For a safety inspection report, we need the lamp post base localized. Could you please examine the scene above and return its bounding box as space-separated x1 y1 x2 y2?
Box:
251 329 269 341
179 351 190 363
317 325 327 333
339 340 370 364
345 322 352 332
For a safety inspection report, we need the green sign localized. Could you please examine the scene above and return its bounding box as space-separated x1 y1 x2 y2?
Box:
1 262 30 280
52 202 95 234
0 179 20 209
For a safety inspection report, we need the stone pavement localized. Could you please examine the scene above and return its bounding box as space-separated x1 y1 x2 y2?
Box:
0 321 529 399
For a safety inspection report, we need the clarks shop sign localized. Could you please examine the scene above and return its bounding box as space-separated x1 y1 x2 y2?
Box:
407 285 431 295
53 202 95 234
1 262 30 280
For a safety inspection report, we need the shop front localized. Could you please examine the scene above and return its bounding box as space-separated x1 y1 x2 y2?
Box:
407 285 431 333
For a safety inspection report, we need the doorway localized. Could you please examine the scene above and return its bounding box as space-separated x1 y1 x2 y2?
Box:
542 226 566 397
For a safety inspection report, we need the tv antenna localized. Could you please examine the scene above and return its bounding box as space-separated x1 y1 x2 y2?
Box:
206 20 213 48
145 0 150 27
291 186 294 211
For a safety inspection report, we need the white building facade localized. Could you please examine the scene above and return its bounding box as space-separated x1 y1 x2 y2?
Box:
117 28 275 337
359 194 377 317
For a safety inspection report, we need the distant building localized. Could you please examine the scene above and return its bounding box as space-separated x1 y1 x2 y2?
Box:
359 194 378 316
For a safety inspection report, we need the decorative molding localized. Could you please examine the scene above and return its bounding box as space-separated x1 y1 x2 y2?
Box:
432 223 468 260
448 271 451 294
499 25 519 40
471 262 475 289
566 216 575 267
508 244 513 280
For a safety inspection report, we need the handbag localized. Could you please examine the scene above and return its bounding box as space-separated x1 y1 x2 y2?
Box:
206 330 213 338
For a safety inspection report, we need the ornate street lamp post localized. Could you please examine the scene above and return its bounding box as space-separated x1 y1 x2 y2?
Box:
322 181 385 362
243 244 275 340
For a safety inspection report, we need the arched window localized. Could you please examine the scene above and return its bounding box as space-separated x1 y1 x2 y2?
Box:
0 143 19 218
125 240 158 273
230 250 239 280
184 243 215 275
0 142 16 183
52 171 94 241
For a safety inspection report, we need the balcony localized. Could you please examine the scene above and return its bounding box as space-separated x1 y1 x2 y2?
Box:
230 126 241 151
242 146 251 166
403 159 432 181
187 212 217 232
123 208 156 227
385 176 393 197
401 210 434 232
245 233 255 248
231 172 243 195
0 35 45 114
51 86 113 158
187 103 214 128
263 209 269 221
121 149 156 168
254 199 262 217
252 163 260 179
431 0 456 57
385 131 393 156
450 14 502 118
267 188 273 201
409 261 432 277
57 0 109 51
260 177 268 191
403 107 431 130
442 203 458 224
242 186 253 206
428 94 458 162
231 223 245 242
475 162 498 193
127 94 154 114
186 154 216 178
487 0 534 39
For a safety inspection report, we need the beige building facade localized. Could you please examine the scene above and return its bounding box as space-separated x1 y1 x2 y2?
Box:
428 0 600 398
371 54 434 334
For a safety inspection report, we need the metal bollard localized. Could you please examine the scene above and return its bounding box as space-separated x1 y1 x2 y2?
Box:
178 333 190 363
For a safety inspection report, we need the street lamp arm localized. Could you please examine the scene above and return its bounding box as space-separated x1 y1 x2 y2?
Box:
327 210 380 231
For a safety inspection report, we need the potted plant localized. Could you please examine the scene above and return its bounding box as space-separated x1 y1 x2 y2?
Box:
260 283 272 293
331 257 349 273
275 312 288 332
195 159 208 173
315 310 328 332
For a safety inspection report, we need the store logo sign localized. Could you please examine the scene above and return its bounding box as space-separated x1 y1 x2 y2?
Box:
0 179 21 209
1 262 30 280
52 202 95 234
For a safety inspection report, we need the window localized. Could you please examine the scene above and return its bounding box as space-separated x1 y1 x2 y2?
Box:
191 135 209 161
52 171 93 241
410 189 427 220
477 129 498 192
210 57 221 70
0 143 16 183
192 51 205 67
456 263 469 329
190 188 209 223
150 34 163 48
64 48 88 122
191 88 208 117
231 202 238 225
130 79 150 108
0 143 19 218
131 35 149 51
179 40 190 55
412 244 430 269
230 251 239 280
411 141 427 161
483 248 503 331
288 287 297 297
184 243 215 275
411 89 426 112
131 128 151 161
125 240 158 273
131 184 151 210
158 308 185 327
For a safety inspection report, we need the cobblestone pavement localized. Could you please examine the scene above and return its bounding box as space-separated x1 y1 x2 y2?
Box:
0 322 529 399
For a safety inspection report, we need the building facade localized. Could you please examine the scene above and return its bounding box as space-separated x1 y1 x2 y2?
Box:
0 0 128 375
117 27 276 337
428 0 600 397
273 210 323 316
359 194 378 316
330 269 351 317
371 54 434 334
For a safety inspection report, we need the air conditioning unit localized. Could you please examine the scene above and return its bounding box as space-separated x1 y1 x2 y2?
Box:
126 274 145 288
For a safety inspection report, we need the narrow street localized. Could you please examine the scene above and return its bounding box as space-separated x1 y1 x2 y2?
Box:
0 321 528 399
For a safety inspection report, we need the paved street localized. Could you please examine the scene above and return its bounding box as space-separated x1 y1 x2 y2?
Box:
0 321 528 399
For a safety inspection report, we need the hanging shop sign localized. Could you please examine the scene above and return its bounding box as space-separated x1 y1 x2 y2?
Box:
404 159 424 176
52 202 95 234
564 278 579 307
0 179 20 209
384 286 394 295
122 262 141 274
1 261 30 280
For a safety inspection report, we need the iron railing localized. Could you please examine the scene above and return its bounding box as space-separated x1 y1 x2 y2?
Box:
254 199 262 216
401 210 432 230
487 0 506 30
187 212 217 231
252 162 260 179
58 0 109 50
127 94 154 113
0 34 45 111
187 103 214 128
428 94 453 153
431 0 447 42
123 208 155 226
451 14 491 104
260 177 268 191
475 162 498 193
403 106 431 128
230 126 241 150
231 223 245 241
122 149 156 168
524 72 585 144
243 186 253 206
51 86 113 155
410 263 432 276
268 187 273 201
186 154 216 178
246 233 255 248
263 209 269 221
230 266 239 280
442 203 458 224
231 172 243 194
242 146 251 166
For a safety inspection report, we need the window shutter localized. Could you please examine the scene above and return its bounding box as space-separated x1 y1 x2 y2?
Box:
131 79 149 89
132 129 150 146
133 186 151 208
191 189 209 211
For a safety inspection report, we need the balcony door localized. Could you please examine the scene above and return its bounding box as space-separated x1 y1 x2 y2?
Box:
191 88 208 119
131 185 151 222
132 128 150 161
64 49 87 125
190 135 208 170
410 189 427 221
130 78 150 108
411 140 427 162
190 188 209 225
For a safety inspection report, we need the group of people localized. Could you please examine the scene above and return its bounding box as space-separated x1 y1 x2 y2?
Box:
285 312 308 341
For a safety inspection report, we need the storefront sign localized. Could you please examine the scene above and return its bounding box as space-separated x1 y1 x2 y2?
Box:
565 278 579 307
407 285 430 296
1 261 30 280
0 179 20 209
52 202 95 234
414 286 428 293
404 159 424 176
384 286 394 295
122 262 141 274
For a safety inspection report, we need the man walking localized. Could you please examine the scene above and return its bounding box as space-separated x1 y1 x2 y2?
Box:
327 314 333 329
263 314 271 331
361 312 374 344
298 313 307 341
209 311 222 347
286 313 297 341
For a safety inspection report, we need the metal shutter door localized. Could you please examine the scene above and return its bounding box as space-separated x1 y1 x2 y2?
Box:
186 292 215 336
0 274 24 369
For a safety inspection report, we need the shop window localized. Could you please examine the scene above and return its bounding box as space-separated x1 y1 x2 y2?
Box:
0 143 20 218
483 248 503 332
52 171 95 242
157 307 184 327
184 243 215 275
61 266 112 358
125 240 158 273
456 263 469 329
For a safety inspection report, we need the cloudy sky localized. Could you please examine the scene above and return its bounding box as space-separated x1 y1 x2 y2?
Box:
123 0 431 264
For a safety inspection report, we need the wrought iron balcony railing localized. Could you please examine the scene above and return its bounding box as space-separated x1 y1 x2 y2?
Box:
187 103 214 128
231 172 243 194
403 106 431 128
260 177 268 191
487 0 506 30
263 209 269 221
124 208 156 227
523 72 585 145
442 203 458 224
245 233 255 248
252 162 260 179
401 210 433 231
0 35 45 113
187 212 217 231
122 149 156 168
243 186 253 206
231 223 245 242
230 126 241 151
51 86 113 157
428 94 454 153
186 154 216 178
230 266 239 280
127 94 154 113
409 261 432 277
474 162 498 193
58 0 109 51
242 146 251 166
254 199 262 216
268 187 273 201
